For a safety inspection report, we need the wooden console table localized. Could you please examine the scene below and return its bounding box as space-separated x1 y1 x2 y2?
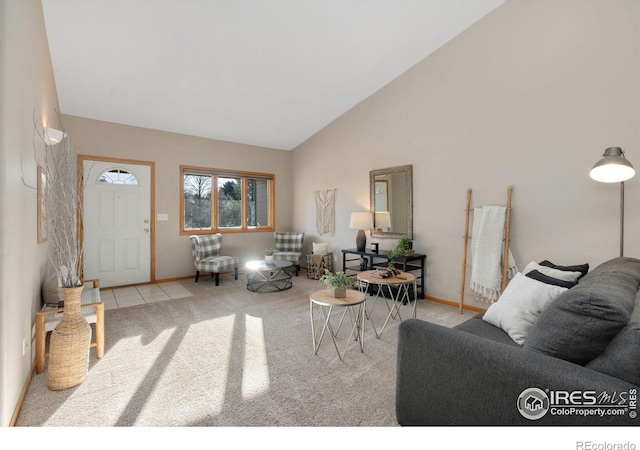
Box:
341 248 426 298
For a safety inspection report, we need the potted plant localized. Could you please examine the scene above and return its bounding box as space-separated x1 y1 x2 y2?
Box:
319 269 356 298
397 236 413 255
264 248 277 263
385 236 413 270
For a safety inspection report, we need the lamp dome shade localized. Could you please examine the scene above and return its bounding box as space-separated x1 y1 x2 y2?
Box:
589 147 635 183
43 127 66 145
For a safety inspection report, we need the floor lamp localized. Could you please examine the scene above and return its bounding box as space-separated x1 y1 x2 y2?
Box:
589 147 635 257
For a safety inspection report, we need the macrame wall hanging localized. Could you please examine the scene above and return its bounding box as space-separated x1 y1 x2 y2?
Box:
314 188 336 236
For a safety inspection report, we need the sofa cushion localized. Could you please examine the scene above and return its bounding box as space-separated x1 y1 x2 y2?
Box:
454 313 520 347
578 257 640 284
524 260 638 365
585 324 640 386
483 272 567 345
585 292 640 386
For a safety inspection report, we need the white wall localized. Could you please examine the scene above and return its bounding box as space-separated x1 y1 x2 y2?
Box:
2 0 639 424
291 0 640 308
0 0 59 426
62 115 294 281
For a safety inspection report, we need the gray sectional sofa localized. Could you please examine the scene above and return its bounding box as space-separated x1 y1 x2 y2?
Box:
396 257 640 425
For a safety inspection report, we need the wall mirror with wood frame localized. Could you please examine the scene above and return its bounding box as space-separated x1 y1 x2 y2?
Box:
369 164 413 239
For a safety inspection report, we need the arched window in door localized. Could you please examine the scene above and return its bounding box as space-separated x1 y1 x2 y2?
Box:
97 168 139 185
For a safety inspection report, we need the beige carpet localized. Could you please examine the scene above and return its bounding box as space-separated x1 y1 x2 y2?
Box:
16 273 472 427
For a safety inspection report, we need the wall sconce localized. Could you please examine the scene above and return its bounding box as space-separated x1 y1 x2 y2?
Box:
43 127 66 145
350 212 373 252
589 146 635 257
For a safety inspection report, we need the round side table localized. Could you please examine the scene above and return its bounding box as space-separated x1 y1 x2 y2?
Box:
309 288 366 361
357 270 417 338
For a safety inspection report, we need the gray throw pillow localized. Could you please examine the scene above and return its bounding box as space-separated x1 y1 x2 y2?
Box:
524 271 636 365
42 275 63 307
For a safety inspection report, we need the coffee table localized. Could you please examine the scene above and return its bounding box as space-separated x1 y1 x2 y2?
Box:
246 259 294 292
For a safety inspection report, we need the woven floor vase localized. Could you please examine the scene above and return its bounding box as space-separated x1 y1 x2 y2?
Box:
48 285 92 390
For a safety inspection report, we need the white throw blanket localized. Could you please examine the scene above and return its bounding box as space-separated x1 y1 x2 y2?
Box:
470 205 517 302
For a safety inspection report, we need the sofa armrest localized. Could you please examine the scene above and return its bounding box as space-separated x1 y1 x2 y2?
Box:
396 319 638 426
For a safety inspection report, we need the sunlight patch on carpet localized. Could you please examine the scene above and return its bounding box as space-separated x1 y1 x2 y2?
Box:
125 314 238 420
241 314 270 399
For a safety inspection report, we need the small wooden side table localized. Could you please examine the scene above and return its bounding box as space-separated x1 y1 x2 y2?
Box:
357 270 417 338
309 289 366 361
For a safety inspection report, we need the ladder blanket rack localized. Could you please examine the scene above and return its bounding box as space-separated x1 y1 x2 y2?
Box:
459 186 513 314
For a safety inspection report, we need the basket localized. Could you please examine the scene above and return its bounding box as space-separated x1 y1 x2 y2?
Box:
306 253 334 279
47 285 92 390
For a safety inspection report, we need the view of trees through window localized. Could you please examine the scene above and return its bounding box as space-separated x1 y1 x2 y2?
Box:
217 176 241 227
182 168 273 233
184 174 212 229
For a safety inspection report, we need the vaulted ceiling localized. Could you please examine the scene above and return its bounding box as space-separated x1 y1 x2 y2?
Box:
42 0 505 150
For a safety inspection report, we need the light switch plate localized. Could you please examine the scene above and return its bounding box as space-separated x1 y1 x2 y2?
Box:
157 213 168 221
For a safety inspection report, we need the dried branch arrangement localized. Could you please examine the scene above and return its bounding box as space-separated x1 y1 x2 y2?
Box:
27 114 85 288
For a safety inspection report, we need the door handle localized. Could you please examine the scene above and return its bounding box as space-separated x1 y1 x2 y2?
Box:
144 228 150 233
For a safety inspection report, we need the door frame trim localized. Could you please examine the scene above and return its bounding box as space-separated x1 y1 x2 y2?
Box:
79 154 156 284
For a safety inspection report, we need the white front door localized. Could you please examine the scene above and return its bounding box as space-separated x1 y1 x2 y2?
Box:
83 160 151 288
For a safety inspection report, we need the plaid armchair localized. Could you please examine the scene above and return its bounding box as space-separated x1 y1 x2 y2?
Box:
189 234 239 285
273 231 304 276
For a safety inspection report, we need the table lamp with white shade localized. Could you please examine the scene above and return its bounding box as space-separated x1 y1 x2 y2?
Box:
374 211 391 232
350 212 373 252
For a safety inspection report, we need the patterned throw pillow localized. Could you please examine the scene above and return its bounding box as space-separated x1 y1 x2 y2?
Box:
525 269 578 289
522 261 582 282
539 260 589 279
